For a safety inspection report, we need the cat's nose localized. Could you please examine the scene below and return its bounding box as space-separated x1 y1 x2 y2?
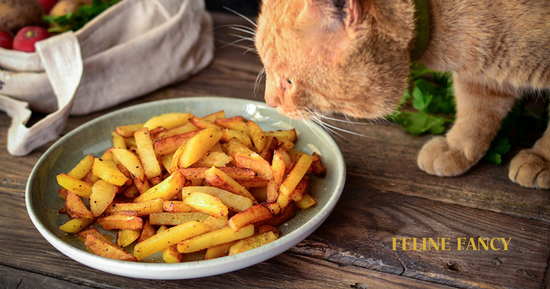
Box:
264 94 280 108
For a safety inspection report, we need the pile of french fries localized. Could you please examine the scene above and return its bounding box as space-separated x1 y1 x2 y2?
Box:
55 110 326 263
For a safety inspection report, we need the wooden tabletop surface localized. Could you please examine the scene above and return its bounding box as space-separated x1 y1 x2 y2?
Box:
1 12 549 289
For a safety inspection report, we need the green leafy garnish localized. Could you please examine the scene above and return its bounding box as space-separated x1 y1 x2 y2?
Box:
391 63 547 165
389 63 455 136
42 0 120 33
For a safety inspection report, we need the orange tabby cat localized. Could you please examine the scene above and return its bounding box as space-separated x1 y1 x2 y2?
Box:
255 0 550 189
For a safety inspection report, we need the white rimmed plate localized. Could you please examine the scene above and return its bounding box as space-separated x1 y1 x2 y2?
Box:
26 97 346 280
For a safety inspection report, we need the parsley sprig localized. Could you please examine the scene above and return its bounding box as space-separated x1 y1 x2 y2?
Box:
391 63 547 165
42 0 120 33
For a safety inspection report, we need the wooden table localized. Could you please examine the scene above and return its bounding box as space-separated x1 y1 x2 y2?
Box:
1 12 549 289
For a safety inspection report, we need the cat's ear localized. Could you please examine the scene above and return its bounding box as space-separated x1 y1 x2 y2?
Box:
364 0 416 49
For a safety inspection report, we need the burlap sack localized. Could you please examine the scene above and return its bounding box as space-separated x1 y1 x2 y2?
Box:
0 0 214 156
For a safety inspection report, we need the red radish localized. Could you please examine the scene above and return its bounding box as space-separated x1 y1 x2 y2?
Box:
13 26 51 52
36 0 59 13
0 30 13 49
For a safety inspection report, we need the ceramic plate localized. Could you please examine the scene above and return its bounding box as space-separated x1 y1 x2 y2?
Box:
26 97 346 279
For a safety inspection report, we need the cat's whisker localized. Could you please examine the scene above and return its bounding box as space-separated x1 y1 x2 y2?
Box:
217 39 256 53
223 7 257 28
306 109 352 142
228 33 255 43
228 26 257 36
306 109 371 138
254 67 266 98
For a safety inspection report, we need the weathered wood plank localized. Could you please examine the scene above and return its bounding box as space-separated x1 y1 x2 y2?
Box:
0 265 94 289
290 184 550 289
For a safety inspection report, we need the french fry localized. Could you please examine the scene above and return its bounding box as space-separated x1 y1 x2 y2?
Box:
267 149 286 202
133 220 212 261
158 122 199 139
137 220 156 243
189 117 224 130
67 154 94 180
97 214 143 231
179 167 256 181
149 212 210 226
82 229 137 262
295 193 317 210
192 151 232 167
225 138 273 180
183 192 228 217
116 123 144 137
228 231 279 255
289 177 311 202
111 131 127 150
92 158 129 186
214 116 248 132
249 186 267 203
117 229 141 247
144 112 194 130
259 136 278 163
202 215 229 230
204 241 238 260
265 204 297 227
105 198 164 216
163 201 195 213
265 129 297 143
134 128 162 179
153 130 200 156
220 129 253 150
311 152 327 177
57 173 93 199
157 225 183 263
177 224 254 254
204 167 257 203
134 171 186 203
59 217 96 234
111 148 145 182
200 110 226 122
90 180 118 217
172 127 223 169
227 204 273 232
65 191 94 219
279 153 313 198
181 186 253 212
247 120 267 152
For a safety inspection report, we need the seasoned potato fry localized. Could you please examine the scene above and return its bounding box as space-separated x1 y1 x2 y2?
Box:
92 158 129 186
59 217 95 234
225 138 273 180
149 212 210 226
116 123 144 137
229 231 279 255
220 129 253 149
144 112 194 130
228 204 274 232
97 214 143 231
57 173 93 199
259 136 278 163
137 220 156 243
214 116 248 131
200 110 226 122
158 122 199 139
173 127 223 169
202 215 229 230
311 152 327 177
267 149 286 202
65 191 94 219
117 229 141 247
289 177 311 202
157 225 183 263
295 193 317 210
204 167 257 203
153 130 201 156
177 224 254 254
204 240 238 260
111 148 145 182
134 171 186 203
134 128 162 179
68 154 94 180
82 229 137 261
111 131 127 150
265 129 298 143
181 186 253 212
179 167 255 181
189 117 224 130
183 192 228 217
247 120 267 152
90 180 118 217
134 220 212 261
279 154 313 198
163 201 195 213
105 198 164 216
192 151 232 167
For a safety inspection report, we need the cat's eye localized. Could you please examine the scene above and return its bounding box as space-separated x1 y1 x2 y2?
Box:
286 78 293 85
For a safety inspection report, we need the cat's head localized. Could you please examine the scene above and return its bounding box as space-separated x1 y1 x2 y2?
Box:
255 0 416 120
